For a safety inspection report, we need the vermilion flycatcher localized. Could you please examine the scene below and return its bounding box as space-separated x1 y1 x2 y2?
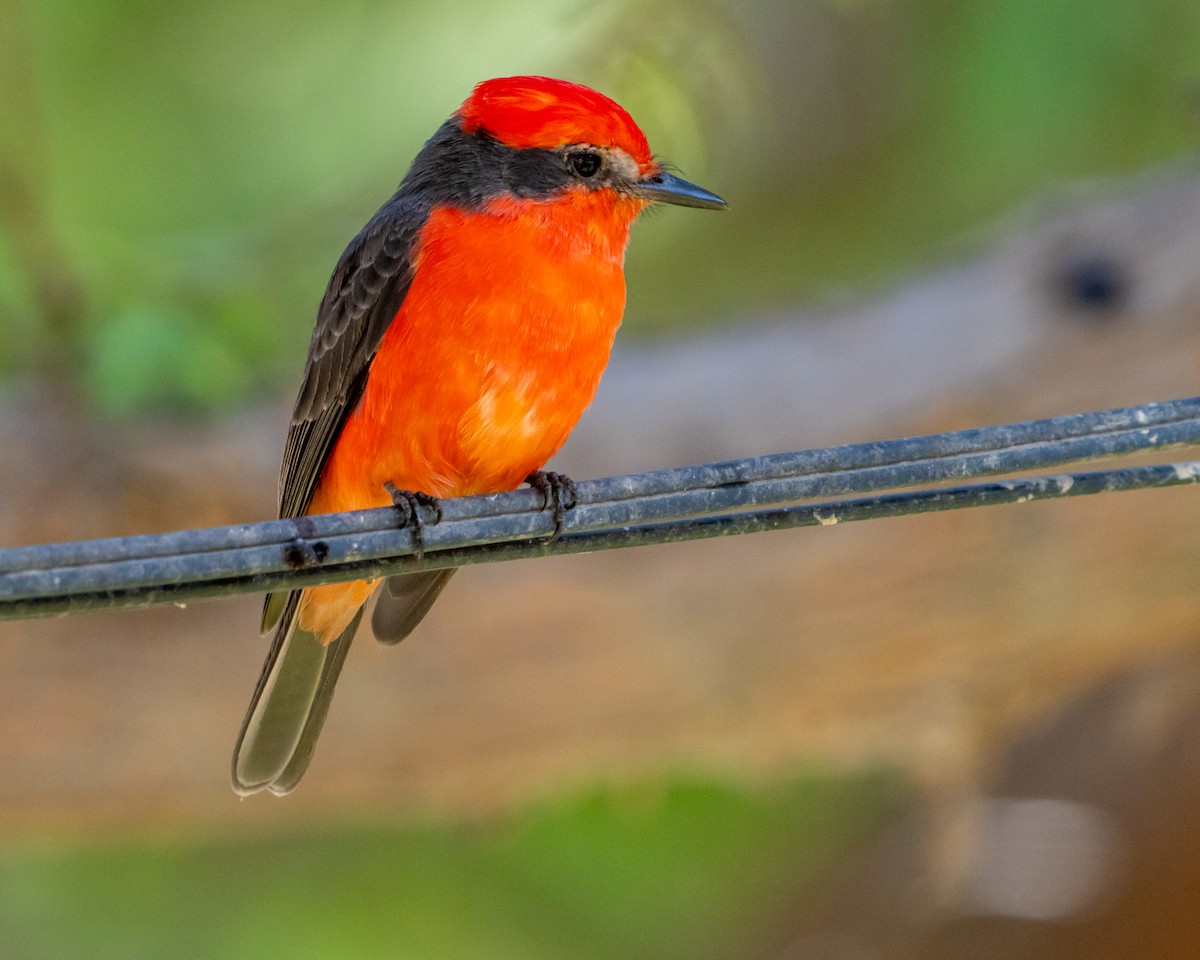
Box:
233 76 726 795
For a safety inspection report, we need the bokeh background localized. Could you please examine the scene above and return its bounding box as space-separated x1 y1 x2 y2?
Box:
3 0 1200 957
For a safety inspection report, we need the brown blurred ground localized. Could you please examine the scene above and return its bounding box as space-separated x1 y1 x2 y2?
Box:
1 168 1199 948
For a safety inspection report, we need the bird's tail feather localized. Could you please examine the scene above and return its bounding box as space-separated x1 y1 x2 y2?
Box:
232 593 361 796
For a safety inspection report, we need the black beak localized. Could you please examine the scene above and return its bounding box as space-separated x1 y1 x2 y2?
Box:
630 170 727 210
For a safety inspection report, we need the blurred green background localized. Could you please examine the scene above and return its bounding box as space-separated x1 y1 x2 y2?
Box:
3 0 1197 416
0 773 893 960
3 0 1200 958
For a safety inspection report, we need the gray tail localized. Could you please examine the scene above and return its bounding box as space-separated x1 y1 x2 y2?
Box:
371 570 456 645
232 592 362 796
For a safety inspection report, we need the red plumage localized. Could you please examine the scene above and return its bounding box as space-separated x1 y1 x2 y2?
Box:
459 76 653 169
232 76 724 796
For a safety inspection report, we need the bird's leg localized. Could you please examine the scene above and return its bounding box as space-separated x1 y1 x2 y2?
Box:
525 470 578 543
383 482 443 559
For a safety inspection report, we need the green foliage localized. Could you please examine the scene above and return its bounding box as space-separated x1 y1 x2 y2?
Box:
0 770 897 960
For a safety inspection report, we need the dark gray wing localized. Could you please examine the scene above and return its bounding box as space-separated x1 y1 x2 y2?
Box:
371 569 457 645
279 195 428 521
237 195 432 794
261 195 427 634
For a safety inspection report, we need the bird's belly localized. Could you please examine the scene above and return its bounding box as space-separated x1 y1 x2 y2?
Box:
312 312 618 513
310 201 627 513
359 348 603 499
296 196 631 639
451 365 586 493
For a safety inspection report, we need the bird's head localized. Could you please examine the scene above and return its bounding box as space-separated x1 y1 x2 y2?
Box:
459 76 726 211
405 76 726 214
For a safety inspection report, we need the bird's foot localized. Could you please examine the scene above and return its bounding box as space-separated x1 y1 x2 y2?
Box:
525 470 577 543
384 482 443 559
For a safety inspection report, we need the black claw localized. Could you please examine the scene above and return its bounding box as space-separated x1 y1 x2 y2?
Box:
525 470 577 543
384 482 443 558
412 490 443 523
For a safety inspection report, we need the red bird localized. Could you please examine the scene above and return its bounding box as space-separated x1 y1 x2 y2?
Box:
233 76 726 795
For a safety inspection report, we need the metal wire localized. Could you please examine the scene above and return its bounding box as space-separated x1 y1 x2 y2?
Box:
3 396 1200 620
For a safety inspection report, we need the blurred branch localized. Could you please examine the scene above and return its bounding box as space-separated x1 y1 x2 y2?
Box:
2 397 1199 620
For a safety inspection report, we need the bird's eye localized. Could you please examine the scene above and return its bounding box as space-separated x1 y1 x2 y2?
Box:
568 151 603 179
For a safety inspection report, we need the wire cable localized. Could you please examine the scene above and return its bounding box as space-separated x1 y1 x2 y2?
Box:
2 397 1199 619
